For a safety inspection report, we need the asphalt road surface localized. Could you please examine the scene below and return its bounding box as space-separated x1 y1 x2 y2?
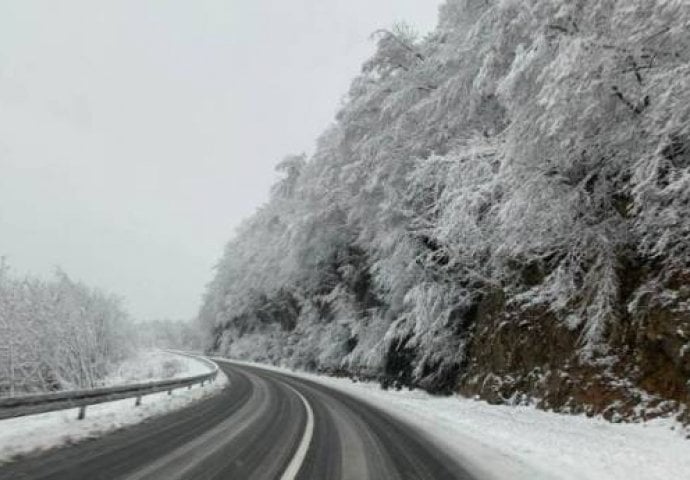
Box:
0 361 478 480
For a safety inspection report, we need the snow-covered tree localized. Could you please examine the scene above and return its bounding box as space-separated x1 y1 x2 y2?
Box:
0 265 134 394
200 0 690 413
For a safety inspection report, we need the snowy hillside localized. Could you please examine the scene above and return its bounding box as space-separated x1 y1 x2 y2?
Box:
200 0 690 424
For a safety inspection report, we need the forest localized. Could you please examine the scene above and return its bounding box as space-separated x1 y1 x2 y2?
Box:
200 0 690 422
0 260 205 396
0 261 134 395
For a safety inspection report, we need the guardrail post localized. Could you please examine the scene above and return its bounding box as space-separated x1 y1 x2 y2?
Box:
135 395 142 407
78 405 86 420
201 380 205 387
168 390 172 395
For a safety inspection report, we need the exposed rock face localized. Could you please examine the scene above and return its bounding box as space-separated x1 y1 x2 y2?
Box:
457 279 690 423
200 0 690 425
436 267 689 422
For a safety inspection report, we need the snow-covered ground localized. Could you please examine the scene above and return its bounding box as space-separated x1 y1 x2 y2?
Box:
225 359 690 480
0 352 225 465
101 350 212 386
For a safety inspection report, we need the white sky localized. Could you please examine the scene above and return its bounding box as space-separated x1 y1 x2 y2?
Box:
0 0 441 321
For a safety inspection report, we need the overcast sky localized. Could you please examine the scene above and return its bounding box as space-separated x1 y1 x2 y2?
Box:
0 0 441 321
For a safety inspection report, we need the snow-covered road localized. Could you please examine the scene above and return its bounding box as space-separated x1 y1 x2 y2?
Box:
1 356 687 479
0 361 476 479
247 361 690 480
0 351 225 464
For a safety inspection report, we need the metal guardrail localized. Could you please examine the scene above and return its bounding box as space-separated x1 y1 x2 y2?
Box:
0 353 219 421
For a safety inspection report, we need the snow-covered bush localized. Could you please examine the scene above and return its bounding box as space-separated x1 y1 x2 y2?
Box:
0 262 134 395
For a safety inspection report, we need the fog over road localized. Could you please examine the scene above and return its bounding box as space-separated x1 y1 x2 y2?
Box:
0 361 476 480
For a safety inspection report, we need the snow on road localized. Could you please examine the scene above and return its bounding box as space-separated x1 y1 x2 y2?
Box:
226 359 690 480
0 352 225 465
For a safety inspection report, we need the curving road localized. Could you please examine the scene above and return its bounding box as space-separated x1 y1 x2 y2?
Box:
0 361 477 480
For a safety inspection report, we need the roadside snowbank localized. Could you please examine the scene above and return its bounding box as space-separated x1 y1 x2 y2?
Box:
101 350 211 386
0 353 225 465
225 359 690 480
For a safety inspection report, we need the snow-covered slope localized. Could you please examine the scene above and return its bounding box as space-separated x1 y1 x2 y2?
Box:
100 350 212 386
200 0 690 424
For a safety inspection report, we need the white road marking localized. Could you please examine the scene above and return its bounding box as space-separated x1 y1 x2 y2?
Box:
280 383 315 480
